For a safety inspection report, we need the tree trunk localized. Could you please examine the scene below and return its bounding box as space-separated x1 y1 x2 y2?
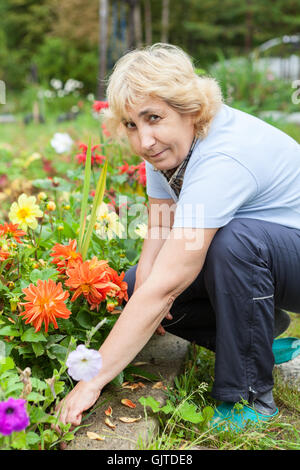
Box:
126 0 137 49
98 0 108 99
245 0 254 54
134 0 142 48
161 0 169 43
144 0 152 45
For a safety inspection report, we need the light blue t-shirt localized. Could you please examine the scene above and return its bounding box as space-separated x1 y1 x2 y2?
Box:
145 104 300 229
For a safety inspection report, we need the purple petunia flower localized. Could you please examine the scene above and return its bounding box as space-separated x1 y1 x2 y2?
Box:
0 398 30 436
66 344 102 382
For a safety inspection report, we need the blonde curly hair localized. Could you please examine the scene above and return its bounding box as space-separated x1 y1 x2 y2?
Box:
102 43 223 140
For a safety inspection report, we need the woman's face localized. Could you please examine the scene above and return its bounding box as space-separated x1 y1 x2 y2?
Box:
123 97 195 170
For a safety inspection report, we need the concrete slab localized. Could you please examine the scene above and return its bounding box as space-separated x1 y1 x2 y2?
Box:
275 354 300 391
66 333 190 450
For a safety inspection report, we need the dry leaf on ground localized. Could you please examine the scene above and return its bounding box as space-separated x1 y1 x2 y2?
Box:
121 382 145 391
86 431 105 441
104 406 112 416
104 417 116 429
119 415 142 423
121 398 136 408
152 381 167 390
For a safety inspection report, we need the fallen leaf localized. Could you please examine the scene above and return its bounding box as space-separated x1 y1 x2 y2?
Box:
132 361 148 366
104 406 112 416
121 398 136 409
119 415 142 423
121 381 130 387
121 383 141 391
137 382 146 388
86 431 105 441
152 381 167 390
104 417 116 429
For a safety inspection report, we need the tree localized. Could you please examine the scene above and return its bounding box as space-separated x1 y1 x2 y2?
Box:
98 0 109 99
161 0 169 43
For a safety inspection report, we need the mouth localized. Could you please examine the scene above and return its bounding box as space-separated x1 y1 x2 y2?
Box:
148 148 168 159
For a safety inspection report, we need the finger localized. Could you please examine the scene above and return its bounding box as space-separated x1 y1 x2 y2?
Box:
165 312 173 320
156 325 166 335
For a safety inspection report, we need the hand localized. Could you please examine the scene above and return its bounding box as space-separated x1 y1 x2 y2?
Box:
155 311 173 335
54 380 101 431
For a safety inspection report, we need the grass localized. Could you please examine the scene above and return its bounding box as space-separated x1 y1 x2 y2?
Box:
139 314 300 451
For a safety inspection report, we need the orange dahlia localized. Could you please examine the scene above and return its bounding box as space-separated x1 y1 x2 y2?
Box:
106 267 128 304
65 257 119 309
0 223 26 243
0 250 10 262
19 279 71 333
50 239 82 274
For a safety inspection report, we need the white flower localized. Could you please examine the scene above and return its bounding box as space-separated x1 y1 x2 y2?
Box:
50 132 73 154
64 78 83 94
44 90 55 99
50 78 63 90
94 202 125 240
66 345 102 382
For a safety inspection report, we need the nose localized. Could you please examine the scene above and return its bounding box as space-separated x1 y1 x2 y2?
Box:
138 126 156 151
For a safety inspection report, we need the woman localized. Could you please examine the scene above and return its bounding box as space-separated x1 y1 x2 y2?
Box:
57 43 300 430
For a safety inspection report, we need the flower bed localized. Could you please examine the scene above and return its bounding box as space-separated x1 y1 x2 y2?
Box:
0 107 148 449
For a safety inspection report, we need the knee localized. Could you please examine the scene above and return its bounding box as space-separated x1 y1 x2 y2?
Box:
123 264 138 299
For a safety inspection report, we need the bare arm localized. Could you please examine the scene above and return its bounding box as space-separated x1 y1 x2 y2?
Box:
58 226 218 426
135 196 175 288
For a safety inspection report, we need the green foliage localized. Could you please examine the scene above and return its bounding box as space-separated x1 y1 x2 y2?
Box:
0 355 75 450
139 385 214 429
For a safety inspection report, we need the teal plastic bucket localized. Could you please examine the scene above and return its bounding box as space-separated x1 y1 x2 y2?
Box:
272 337 300 364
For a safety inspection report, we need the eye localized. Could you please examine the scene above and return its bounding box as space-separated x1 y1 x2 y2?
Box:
149 114 160 122
124 121 136 130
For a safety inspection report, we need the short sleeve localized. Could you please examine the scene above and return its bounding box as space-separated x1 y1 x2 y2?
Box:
145 160 173 199
173 153 258 228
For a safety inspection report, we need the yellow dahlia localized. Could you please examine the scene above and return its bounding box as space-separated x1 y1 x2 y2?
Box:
8 194 43 232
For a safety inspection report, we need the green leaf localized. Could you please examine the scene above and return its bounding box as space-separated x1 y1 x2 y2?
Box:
47 344 68 362
138 396 161 413
26 431 40 446
5 382 23 395
0 325 20 336
29 267 59 283
32 342 45 357
110 371 124 387
75 309 93 329
81 157 108 260
26 391 46 402
62 432 75 441
29 406 49 423
78 137 92 252
177 401 204 424
21 328 47 342
160 399 175 415
201 406 214 423
0 356 15 373
31 377 48 391
11 430 27 449
125 365 160 382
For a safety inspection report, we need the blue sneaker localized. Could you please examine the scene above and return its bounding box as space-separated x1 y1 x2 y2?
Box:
210 401 279 432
